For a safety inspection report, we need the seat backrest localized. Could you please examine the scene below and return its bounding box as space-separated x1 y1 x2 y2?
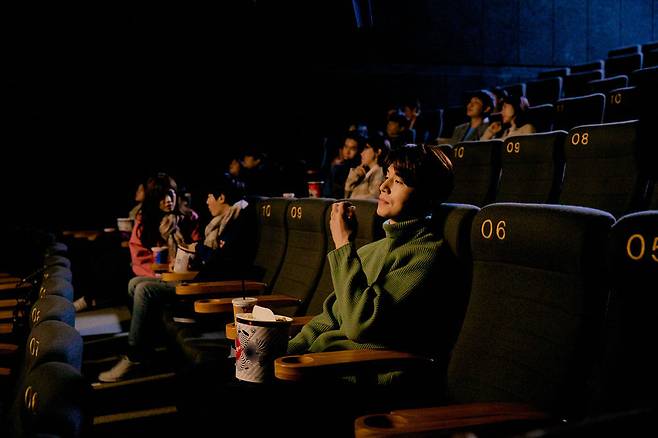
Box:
441 105 467 139
608 45 641 58
525 77 562 105
538 67 570 79
605 53 643 78
554 93 605 132
43 255 71 269
559 120 650 217
526 103 554 133
570 60 604 74
430 203 481 348
502 83 526 98
447 140 502 206
38 277 74 301
642 41 658 53
417 108 443 144
604 86 638 123
29 295 75 330
596 211 658 412
42 265 72 283
305 199 384 316
496 131 567 204
23 320 83 374
11 362 89 438
251 198 291 287
563 70 603 98
587 75 628 95
447 203 615 417
270 198 333 314
644 48 658 68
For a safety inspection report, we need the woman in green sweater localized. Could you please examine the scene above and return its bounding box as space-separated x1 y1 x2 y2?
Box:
288 144 457 365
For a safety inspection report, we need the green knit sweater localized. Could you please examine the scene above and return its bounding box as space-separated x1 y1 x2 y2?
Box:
287 218 445 359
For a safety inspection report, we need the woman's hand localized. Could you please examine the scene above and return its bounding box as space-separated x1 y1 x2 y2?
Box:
330 202 356 249
354 165 367 178
488 121 502 135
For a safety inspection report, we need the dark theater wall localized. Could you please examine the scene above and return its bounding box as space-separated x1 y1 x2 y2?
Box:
420 0 657 66
4 1 657 231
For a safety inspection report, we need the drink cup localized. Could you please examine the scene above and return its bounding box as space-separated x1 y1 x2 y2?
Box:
151 246 169 264
232 297 258 325
307 181 324 198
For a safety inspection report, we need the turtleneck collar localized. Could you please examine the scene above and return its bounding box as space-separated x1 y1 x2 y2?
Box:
382 217 427 240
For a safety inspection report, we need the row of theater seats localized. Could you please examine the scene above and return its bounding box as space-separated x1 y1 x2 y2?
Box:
266 204 656 437
501 42 657 103
147 196 656 436
0 239 89 437
441 120 657 218
438 66 658 141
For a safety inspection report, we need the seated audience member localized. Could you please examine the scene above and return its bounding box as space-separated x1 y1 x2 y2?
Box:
98 176 249 382
240 148 271 196
437 90 494 144
385 112 415 150
129 173 201 278
481 94 536 140
224 156 247 193
325 133 365 198
344 134 389 199
289 144 459 375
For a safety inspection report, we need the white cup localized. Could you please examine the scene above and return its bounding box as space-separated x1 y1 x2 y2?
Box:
235 312 292 383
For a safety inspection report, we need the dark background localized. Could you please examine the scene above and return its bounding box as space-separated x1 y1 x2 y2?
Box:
4 0 657 230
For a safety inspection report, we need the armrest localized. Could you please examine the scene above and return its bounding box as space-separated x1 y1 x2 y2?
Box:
0 343 18 356
161 271 199 282
0 283 31 292
0 323 13 335
0 299 20 309
275 350 432 382
226 315 315 340
176 280 267 296
195 294 301 314
72 230 101 239
151 263 170 273
354 403 550 438
0 277 21 284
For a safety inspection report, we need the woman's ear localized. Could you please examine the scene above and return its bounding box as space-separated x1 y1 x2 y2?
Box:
218 193 226 204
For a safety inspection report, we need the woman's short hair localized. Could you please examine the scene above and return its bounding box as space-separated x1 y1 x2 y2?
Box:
385 144 454 208
366 133 391 167
502 94 531 127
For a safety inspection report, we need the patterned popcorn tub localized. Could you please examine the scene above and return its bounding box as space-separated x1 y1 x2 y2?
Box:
235 313 292 383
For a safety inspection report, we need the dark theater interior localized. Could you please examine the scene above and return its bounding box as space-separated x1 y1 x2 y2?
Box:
1 1 657 436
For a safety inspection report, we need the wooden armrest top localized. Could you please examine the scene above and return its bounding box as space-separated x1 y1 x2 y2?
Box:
355 403 549 438
0 343 18 355
275 350 431 382
150 263 170 273
0 299 20 308
176 280 267 296
0 283 30 291
0 323 13 335
0 277 22 284
161 271 199 282
72 230 101 239
226 315 315 340
194 294 301 314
